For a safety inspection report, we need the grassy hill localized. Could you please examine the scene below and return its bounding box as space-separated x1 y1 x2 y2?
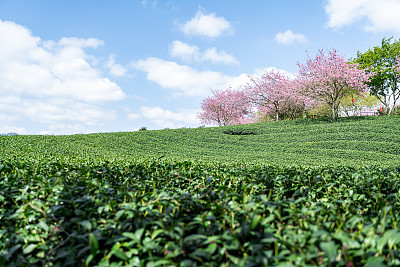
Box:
1 115 400 167
2 116 400 266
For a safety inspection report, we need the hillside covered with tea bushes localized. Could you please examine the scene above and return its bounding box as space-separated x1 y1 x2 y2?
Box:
1 116 400 266
1 116 400 167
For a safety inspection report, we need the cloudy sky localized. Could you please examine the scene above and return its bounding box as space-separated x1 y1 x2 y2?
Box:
1 0 400 134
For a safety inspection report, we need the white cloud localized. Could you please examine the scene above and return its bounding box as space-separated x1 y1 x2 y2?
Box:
125 108 141 121
225 73 253 90
106 54 127 77
124 106 199 129
132 56 296 97
0 96 117 134
132 57 231 97
169 40 239 65
253 67 297 79
180 9 231 38
0 125 27 135
127 113 141 121
47 37 104 49
202 47 239 65
140 106 199 128
0 20 125 102
142 0 158 7
224 67 297 90
169 41 200 62
0 113 20 124
325 0 400 33
0 19 126 134
274 30 308 44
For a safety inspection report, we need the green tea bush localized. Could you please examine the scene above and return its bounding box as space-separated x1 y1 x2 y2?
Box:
1 116 400 266
1 160 400 266
1 116 400 167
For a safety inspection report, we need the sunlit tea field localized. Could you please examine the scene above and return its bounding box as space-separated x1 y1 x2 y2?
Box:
1 116 400 266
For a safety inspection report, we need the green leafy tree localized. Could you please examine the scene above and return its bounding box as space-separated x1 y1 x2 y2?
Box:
339 93 380 117
307 102 331 118
353 37 400 115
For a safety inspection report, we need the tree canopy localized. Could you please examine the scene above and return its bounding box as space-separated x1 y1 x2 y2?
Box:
353 37 400 115
297 49 371 121
198 49 375 125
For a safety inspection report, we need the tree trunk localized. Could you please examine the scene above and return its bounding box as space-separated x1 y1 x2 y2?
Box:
332 102 336 121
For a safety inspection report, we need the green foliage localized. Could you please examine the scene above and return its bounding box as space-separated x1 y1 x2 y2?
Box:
1 161 400 266
1 116 400 265
353 37 400 114
391 106 400 116
307 102 332 118
1 116 400 167
339 93 380 116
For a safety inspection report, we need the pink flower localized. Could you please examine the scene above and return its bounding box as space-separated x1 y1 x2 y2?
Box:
197 88 254 126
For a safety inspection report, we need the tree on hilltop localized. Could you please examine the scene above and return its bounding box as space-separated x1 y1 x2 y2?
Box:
353 37 400 115
297 49 372 121
197 88 253 126
246 70 315 120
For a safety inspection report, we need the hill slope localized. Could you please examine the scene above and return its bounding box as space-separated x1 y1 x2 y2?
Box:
1 116 400 167
2 116 400 266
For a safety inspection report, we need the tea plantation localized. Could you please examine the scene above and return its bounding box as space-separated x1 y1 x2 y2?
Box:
1 116 400 266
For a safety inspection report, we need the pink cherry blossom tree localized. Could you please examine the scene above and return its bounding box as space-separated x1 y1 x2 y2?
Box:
197 88 253 126
297 49 372 121
283 78 317 119
247 71 291 121
246 70 314 120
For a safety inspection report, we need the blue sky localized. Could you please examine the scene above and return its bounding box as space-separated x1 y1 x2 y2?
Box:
1 0 400 134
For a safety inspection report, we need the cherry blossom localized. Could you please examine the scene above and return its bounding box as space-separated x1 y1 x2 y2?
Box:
197 88 253 126
297 49 372 120
246 70 315 120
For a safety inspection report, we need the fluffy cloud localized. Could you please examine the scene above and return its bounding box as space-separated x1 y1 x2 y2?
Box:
253 67 297 79
0 125 27 135
169 40 239 65
106 54 128 77
325 0 400 32
169 41 200 62
126 112 141 121
125 106 199 129
0 19 125 134
227 67 297 91
139 106 199 129
0 96 117 134
201 47 239 65
274 30 308 44
141 0 158 7
132 56 295 97
46 37 104 49
133 54 299 97
132 57 231 97
180 9 231 38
